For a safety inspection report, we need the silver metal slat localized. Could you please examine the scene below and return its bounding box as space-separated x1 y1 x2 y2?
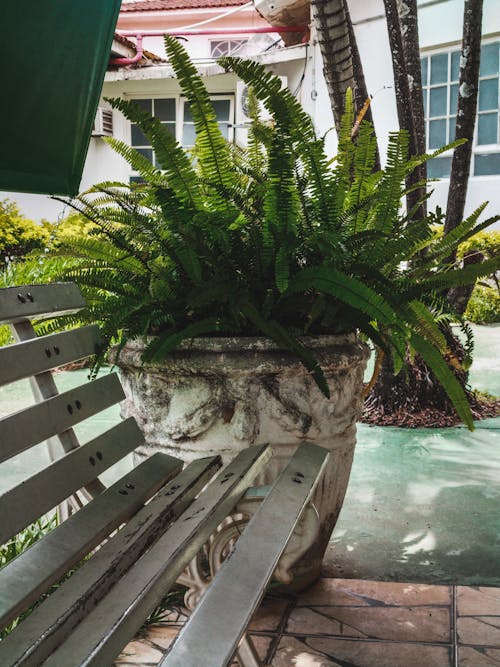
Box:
0 325 100 387
10 319 105 501
0 452 182 636
0 372 125 464
161 443 329 667
0 418 144 545
38 445 273 667
0 457 222 666
0 283 85 325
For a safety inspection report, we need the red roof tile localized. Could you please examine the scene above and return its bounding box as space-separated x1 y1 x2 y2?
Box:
121 0 249 12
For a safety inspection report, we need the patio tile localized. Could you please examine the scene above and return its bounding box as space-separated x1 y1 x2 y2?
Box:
249 634 275 661
248 597 289 631
457 616 500 646
271 635 452 666
114 639 165 665
457 587 500 616
297 578 451 607
114 626 179 665
459 646 500 665
286 604 450 642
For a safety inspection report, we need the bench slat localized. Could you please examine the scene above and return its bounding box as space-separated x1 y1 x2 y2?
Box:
24 445 272 667
0 418 144 544
0 283 85 325
0 372 125 463
0 325 100 387
0 452 183 636
162 443 329 667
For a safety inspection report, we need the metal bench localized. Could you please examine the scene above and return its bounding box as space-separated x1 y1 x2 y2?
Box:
0 283 328 667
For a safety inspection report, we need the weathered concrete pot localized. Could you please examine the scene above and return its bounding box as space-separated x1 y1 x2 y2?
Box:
116 334 370 589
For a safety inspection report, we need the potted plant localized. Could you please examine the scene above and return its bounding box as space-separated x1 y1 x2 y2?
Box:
54 36 498 585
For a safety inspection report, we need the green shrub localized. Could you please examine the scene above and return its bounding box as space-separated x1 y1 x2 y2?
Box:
0 200 49 267
458 229 500 263
465 284 500 323
0 325 13 347
458 230 500 324
0 514 57 638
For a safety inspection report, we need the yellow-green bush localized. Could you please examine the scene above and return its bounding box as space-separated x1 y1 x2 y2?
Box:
459 231 500 324
465 284 500 323
0 200 49 267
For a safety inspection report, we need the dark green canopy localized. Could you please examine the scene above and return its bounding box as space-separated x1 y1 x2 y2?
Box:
1 1 121 196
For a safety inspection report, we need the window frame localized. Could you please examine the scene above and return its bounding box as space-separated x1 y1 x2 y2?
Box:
421 37 500 179
209 39 248 58
126 93 235 179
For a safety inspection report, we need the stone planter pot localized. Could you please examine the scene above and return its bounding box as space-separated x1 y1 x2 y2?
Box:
116 334 370 589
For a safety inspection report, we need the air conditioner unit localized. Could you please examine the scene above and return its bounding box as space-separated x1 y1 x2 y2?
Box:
235 76 288 127
92 107 113 137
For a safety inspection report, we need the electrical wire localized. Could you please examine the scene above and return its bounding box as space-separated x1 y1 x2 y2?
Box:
292 42 310 96
171 1 253 32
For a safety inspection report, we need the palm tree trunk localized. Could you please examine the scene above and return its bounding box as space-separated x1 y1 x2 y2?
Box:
445 0 484 314
311 0 380 168
383 0 427 218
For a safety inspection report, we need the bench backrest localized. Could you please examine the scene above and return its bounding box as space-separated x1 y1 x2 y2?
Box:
0 282 163 627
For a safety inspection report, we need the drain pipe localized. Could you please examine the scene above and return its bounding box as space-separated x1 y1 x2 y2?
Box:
109 34 144 66
117 26 307 38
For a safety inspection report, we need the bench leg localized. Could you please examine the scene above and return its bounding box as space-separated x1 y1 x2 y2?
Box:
178 487 321 611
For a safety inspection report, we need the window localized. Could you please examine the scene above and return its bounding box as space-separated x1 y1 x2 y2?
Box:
181 98 233 146
130 98 175 167
210 39 247 58
421 41 500 178
128 95 234 181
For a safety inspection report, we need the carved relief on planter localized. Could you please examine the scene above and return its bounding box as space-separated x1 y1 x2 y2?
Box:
116 334 370 587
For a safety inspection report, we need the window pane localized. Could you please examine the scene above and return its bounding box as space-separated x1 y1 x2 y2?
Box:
428 156 452 178
212 99 231 121
182 123 196 146
154 98 175 121
161 122 176 137
430 53 448 84
218 123 230 140
135 147 153 163
130 176 145 185
479 78 499 111
480 43 499 77
429 119 447 148
421 57 428 86
183 104 193 122
430 86 447 117
449 117 456 141
211 40 229 57
477 113 498 144
423 88 428 117
131 124 148 146
133 99 152 114
474 152 500 175
450 84 459 114
451 51 461 81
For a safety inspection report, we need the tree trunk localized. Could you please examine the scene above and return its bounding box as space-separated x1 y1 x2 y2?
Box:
311 0 380 169
383 0 427 218
445 0 484 314
366 0 488 425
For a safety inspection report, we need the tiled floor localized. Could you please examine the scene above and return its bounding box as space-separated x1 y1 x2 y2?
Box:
115 578 500 666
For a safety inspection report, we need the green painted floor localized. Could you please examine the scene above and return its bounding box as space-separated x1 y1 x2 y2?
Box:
1 325 498 586
329 324 500 586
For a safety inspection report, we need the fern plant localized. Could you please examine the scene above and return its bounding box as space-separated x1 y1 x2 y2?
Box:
52 36 500 430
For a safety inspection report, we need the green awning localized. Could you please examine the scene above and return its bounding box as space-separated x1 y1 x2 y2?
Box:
1 1 121 197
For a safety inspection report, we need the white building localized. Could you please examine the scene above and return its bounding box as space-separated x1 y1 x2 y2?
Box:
7 0 500 226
